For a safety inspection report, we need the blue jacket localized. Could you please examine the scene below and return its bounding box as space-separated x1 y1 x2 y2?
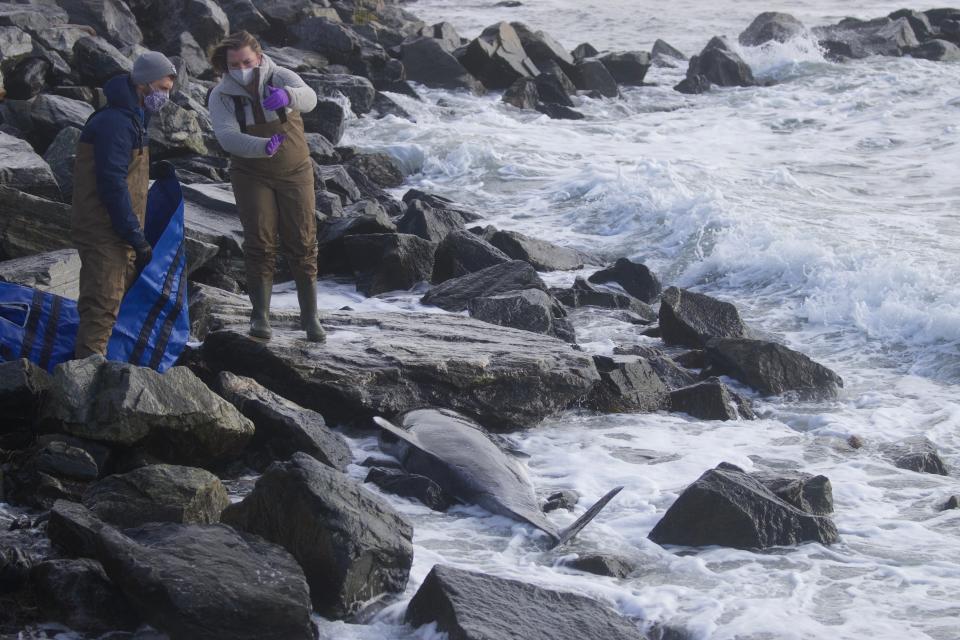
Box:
78 75 152 250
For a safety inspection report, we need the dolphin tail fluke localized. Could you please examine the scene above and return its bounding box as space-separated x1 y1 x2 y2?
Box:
550 486 624 549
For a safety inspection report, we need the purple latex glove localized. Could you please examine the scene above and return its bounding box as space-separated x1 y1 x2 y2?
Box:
265 133 286 156
262 85 291 111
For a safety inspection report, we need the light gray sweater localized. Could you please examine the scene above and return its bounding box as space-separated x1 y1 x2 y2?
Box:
208 54 317 159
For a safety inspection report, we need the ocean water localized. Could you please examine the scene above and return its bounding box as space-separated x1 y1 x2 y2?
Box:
309 2 960 639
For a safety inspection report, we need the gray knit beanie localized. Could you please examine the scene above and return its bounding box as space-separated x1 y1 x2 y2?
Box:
131 51 177 85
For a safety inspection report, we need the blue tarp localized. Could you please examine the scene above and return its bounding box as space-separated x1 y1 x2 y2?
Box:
0 175 189 373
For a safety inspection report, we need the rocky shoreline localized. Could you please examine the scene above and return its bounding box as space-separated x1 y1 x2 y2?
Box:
1 1 956 638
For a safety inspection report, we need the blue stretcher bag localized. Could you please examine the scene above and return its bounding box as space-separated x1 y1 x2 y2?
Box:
0 175 189 373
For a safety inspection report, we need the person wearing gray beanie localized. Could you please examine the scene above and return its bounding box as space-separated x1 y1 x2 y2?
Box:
69 51 178 359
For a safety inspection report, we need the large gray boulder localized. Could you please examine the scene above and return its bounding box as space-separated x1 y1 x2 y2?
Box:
422 260 547 312
72 35 132 86
342 233 436 296
552 277 656 321
460 21 539 89
909 39 960 61
0 249 80 299
46 499 105 558
198 308 600 432
397 199 467 243
881 436 949 475
814 17 919 60
469 288 575 342
82 464 230 528
0 358 51 434
39 356 254 467
432 229 511 283
406 564 644 640
148 101 207 158
31 558 139 632
301 97 346 145
704 337 843 400
303 72 375 116
42 125 82 201
658 286 748 347
752 471 834 516
0 186 72 258
599 51 652 86
648 463 840 549
215 371 352 471
669 378 755 421
585 355 670 413
572 57 619 97
95 523 314 640
401 36 485 94
29 93 93 149
222 453 414 619
739 12 807 46
0 132 61 199
485 227 592 272
57 0 143 49
675 37 755 94
587 258 662 303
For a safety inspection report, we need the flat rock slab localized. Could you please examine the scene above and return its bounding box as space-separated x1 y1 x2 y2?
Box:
95 523 314 640
0 248 81 298
406 564 646 640
199 308 599 432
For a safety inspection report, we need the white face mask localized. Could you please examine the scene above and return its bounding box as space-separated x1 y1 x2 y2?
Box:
229 67 257 85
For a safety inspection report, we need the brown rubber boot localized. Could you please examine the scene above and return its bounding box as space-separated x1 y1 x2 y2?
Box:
295 276 326 342
247 276 273 340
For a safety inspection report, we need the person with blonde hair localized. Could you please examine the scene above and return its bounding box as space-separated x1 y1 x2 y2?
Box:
208 31 324 342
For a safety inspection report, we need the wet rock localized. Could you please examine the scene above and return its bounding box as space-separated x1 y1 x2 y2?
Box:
847 435 865 449
889 9 937 42
599 51 652 86
72 35 132 86
704 337 843 400
302 97 347 145
58 0 142 49
739 12 807 46
648 355 699 390
685 37 756 90
432 229 511 283
0 544 34 594
397 199 467 242
316 206 397 273
292 17 360 64
343 233 436 296
510 23 574 72
814 17 919 60
345 164 404 217
0 26 34 72
305 132 340 164
3 438 98 508
42 125 81 201
313 163 360 204
31 558 139 632
198 309 600 432
669 378 755 421
222 453 414 619
423 260 546 312
469 288 575 342
215 371 351 471
881 436 948 475
82 464 229 528
572 57 619 97
46 499 105 558
534 68 575 106
588 258 662 303
543 489 579 512
659 286 747 347
365 466 456 511
652 39 686 62
503 76 539 109
552 277 656 321
403 189 483 222
4 57 49 100
461 21 539 90
752 471 833 516
303 72 375 115
673 73 710 94
29 93 93 150
486 227 592 271
95 522 314 640
586 355 670 413
406 564 645 640
148 101 207 158
0 132 60 199
648 464 840 549
535 101 585 120
38 356 254 468
909 39 960 61
571 42 599 61
562 553 636 578
401 36 485 94
0 358 50 433
345 152 405 188
942 495 959 511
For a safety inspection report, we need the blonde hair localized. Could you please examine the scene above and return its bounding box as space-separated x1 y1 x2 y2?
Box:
210 31 263 75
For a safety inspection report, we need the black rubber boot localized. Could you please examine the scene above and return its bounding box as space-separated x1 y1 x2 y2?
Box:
247 276 273 340
295 276 326 342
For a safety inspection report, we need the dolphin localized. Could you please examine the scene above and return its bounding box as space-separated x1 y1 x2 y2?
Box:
373 408 623 548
